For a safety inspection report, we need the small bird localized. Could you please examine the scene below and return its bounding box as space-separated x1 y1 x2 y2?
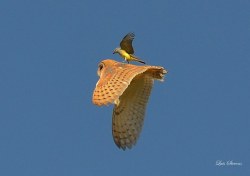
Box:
113 33 146 64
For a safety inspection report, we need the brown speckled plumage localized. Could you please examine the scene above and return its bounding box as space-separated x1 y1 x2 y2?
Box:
92 59 167 150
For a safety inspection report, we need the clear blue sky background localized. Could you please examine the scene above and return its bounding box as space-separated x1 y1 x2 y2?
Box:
0 0 249 175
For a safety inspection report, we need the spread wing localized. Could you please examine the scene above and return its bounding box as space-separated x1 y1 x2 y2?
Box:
92 60 148 106
112 74 153 150
120 32 135 54
92 59 167 106
92 59 168 150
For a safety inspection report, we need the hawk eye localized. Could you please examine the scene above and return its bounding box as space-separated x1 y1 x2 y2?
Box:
97 63 104 76
98 63 104 71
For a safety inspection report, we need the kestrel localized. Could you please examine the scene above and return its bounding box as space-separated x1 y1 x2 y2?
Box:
92 59 167 150
113 33 146 64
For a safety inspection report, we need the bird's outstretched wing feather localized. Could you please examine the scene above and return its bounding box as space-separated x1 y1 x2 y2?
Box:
112 74 153 150
120 32 135 54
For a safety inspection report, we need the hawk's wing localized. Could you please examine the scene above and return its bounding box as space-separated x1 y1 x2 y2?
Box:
112 74 153 150
92 59 167 150
120 32 135 54
92 60 148 106
92 59 167 106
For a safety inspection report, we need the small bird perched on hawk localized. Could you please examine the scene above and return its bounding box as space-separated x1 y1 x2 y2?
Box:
113 33 146 64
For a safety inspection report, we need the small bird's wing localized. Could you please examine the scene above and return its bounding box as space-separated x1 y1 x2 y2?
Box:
120 33 135 54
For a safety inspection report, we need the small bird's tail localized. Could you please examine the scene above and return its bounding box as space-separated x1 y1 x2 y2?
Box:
130 55 146 64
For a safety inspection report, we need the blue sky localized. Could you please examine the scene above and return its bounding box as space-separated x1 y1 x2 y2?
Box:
0 0 249 175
